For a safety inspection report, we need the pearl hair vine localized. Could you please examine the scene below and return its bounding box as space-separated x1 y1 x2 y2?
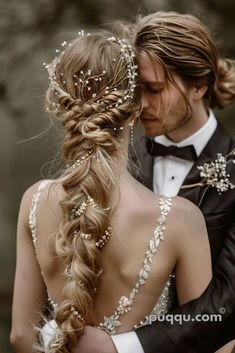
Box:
64 117 135 173
43 30 138 113
70 194 110 220
68 149 96 169
95 227 112 248
105 36 138 108
65 149 101 171
73 226 112 249
69 303 85 322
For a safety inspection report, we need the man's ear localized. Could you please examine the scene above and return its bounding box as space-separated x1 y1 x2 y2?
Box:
193 85 208 100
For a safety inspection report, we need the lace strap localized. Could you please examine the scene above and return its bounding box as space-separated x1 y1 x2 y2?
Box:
98 195 173 335
29 180 51 255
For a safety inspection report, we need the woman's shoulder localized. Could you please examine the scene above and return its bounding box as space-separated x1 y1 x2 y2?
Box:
21 180 45 205
168 195 207 242
147 193 204 225
17 180 51 232
19 180 46 213
20 179 65 215
171 195 203 218
130 178 204 227
22 179 64 201
140 189 202 216
19 179 66 233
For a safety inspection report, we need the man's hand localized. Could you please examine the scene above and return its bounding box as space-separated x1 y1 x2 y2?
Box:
70 326 118 353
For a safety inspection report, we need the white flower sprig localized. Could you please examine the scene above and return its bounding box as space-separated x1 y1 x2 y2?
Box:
181 149 235 194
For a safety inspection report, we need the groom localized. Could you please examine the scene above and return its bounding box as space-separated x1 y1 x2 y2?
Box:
72 11 235 353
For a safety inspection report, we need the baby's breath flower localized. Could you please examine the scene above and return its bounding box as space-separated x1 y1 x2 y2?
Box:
181 149 235 194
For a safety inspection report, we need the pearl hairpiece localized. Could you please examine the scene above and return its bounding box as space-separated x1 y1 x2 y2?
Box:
95 226 112 248
106 36 137 108
73 226 112 249
65 149 101 171
70 194 110 220
69 149 94 169
70 303 84 322
43 31 138 112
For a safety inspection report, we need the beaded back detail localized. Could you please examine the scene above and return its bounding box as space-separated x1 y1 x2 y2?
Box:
28 180 58 310
29 180 51 255
97 195 173 335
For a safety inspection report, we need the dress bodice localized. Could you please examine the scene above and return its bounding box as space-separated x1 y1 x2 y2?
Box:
29 180 57 309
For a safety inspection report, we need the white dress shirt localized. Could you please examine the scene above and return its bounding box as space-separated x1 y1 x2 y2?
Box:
111 110 217 353
153 110 217 196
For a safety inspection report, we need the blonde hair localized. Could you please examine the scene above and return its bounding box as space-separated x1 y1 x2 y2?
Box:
45 31 139 352
133 11 235 109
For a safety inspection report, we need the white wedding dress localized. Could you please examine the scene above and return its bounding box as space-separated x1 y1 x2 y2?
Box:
29 181 175 350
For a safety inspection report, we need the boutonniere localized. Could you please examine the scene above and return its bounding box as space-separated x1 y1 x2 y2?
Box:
181 149 235 194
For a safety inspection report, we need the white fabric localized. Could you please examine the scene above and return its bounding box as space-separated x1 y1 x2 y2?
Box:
41 320 57 351
41 321 145 353
41 322 144 353
153 110 217 196
111 331 144 353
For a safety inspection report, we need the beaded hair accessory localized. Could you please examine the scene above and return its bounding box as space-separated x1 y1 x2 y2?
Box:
43 31 138 112
95 227 112 248
70 303 84 322
73 226 112 249
105 36 137 108
69 149 94 169
70 193 110 220
65 149 102 170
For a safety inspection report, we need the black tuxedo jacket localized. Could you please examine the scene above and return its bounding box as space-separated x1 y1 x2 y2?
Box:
130 122 235 352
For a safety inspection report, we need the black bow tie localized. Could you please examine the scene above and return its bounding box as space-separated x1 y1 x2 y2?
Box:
146 139 197 161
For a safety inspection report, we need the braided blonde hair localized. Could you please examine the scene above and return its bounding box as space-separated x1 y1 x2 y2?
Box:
44 31 139 352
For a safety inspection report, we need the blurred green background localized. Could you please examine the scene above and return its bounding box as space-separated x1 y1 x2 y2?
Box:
1 0 235 352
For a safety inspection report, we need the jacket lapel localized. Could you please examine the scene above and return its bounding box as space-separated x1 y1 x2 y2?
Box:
140 144 154 190
131 136 154 190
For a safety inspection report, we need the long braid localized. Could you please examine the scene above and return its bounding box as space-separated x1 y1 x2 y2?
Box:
43 31 138 352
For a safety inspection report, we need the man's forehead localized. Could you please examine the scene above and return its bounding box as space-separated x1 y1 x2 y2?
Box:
140 79 164 85
138 53 165 81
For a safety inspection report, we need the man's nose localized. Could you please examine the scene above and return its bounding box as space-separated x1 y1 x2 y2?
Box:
141 92 149 110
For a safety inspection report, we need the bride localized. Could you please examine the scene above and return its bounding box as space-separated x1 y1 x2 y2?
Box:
10 30 212 353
